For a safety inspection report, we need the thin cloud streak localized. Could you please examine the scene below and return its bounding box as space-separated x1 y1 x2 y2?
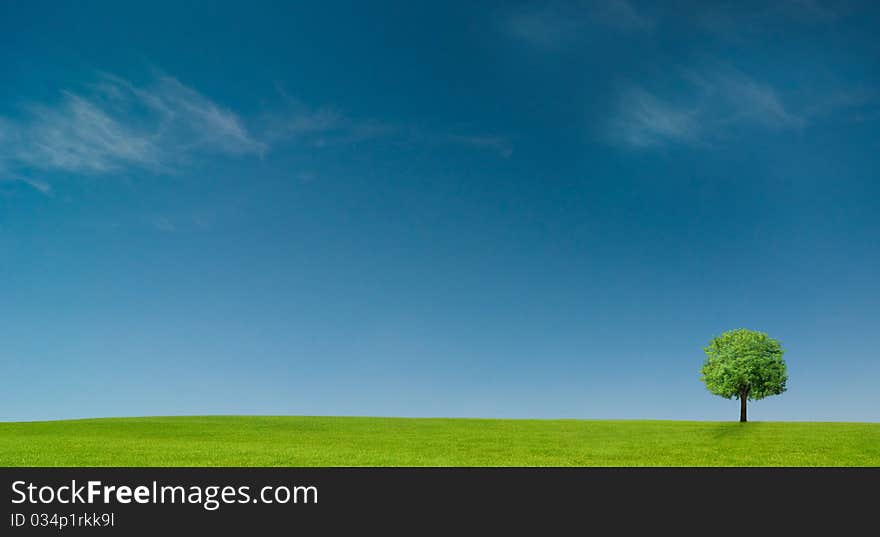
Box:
610 87 701 148
609 65 804 149
19 91 160 173
261 83 398 149
264 86 512 157
445 134 513 158
0 170 52 194
1 72 512 194
685 66 804 130
0 73 265 183
503 0 651 49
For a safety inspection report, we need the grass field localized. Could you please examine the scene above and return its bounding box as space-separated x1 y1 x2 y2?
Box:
1 416 878 466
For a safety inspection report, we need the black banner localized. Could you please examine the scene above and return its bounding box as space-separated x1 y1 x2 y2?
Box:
2 468 876 534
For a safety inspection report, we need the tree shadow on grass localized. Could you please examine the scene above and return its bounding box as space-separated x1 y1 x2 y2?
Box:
711 422 759 440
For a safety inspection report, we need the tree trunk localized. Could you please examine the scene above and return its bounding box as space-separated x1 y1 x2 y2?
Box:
740 391 748 422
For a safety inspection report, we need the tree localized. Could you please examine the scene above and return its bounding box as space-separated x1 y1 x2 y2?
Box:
700 328 787 422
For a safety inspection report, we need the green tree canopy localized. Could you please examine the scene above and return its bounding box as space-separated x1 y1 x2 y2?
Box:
700 328 787 422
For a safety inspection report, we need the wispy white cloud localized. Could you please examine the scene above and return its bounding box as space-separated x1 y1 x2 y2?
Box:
445 134 514 158
264 85 512 157
686 66 804 129
18 91 160 173
0 121 53 193
272 107 344 139
503 0 651 48
610 87 701 148
262 96 345 142
0 169 52 194
1 71 512 194
136 75 265 157
0 172 53 194
0 73 264 187
609 64 804 149
261 84 397 148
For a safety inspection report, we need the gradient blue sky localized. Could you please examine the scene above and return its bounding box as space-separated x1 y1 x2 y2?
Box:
2 1 878 422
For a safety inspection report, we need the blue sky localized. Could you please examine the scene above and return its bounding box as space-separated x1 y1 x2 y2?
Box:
1 1 878 422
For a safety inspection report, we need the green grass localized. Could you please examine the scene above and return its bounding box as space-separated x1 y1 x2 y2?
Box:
1 416 878 466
